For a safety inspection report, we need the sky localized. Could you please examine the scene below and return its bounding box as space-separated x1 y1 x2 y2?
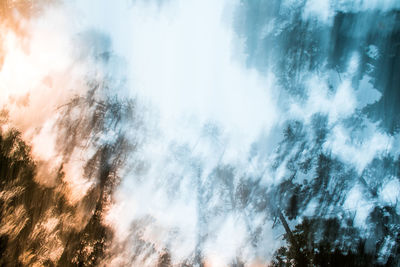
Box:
1 0 400 266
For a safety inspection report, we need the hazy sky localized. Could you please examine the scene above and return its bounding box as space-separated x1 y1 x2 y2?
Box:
1 0 399 266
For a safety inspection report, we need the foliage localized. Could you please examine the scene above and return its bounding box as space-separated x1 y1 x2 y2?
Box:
271 218 379 267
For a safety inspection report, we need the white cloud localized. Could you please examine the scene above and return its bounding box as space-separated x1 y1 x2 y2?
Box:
380 178 400 205
325 124 391 173
344 185 374 228
289 75 357 124
303 0 333 24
